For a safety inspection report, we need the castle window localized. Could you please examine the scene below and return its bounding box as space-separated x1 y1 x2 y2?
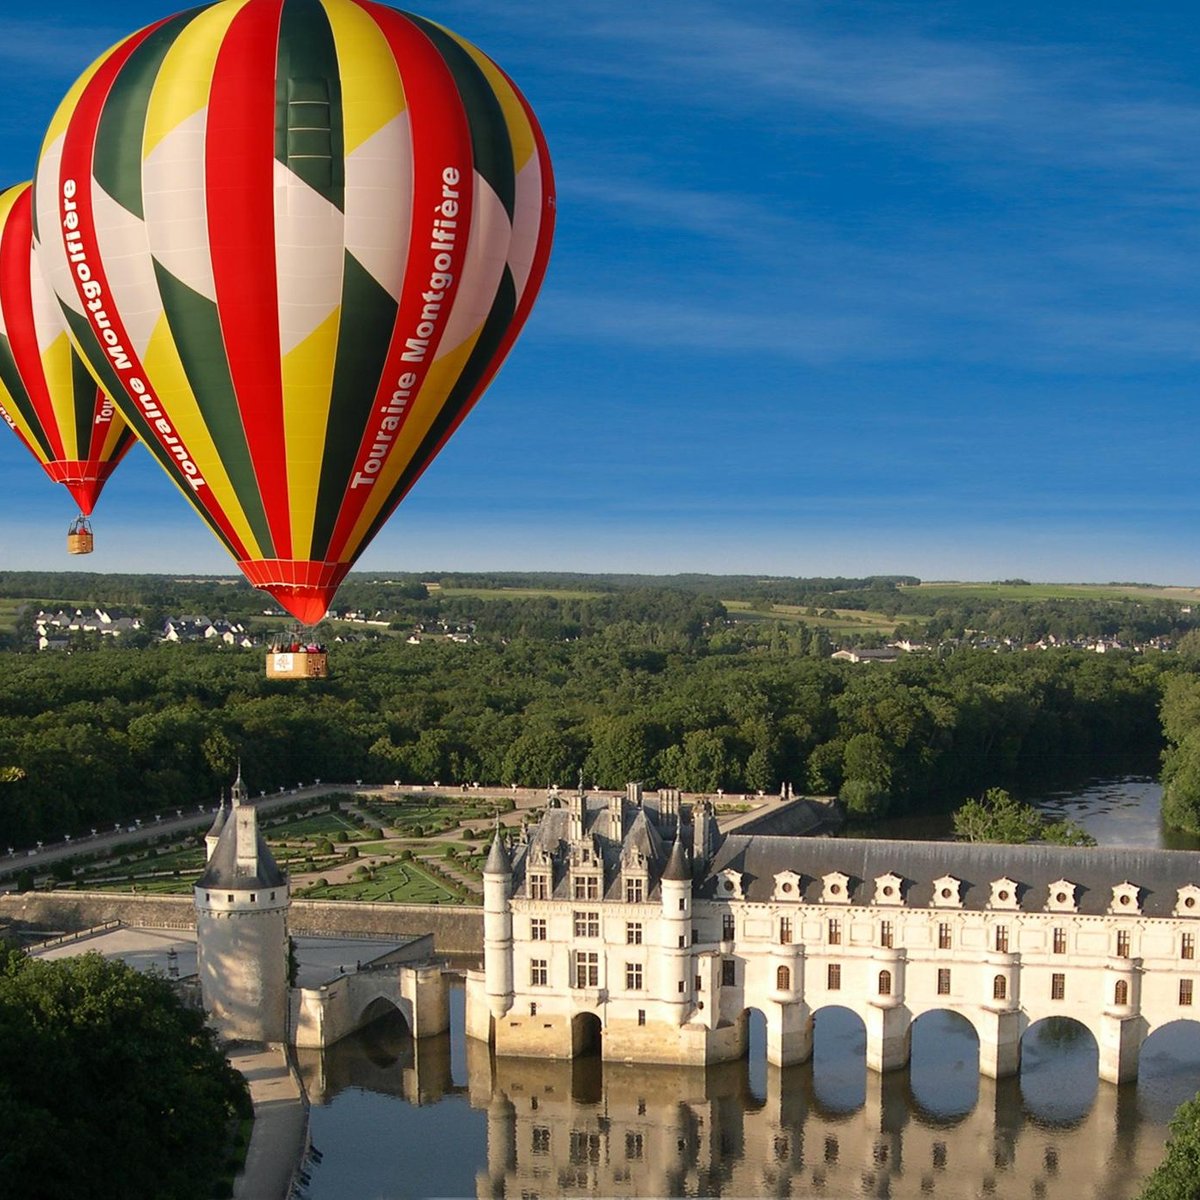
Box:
532 1126 550 1155
530 959 548 987
573 911 600 938
626 1132 644 1161
529 874 548 900
249 893 256 903
531 918 547 941
227 894 234 903
1051 973 1066 1001
1117 930 1131 958
625 962 643 991
995 926 1009 953
530 1002 537 1016
938 923 951 950
993 975 1007 1001
828 918 841 945
270 891 276 901
1114 980 1129 1006
1053 927 1066 954
776 965 791 991
828 963 841 990
1184 933 1195 960
626 922 643 945
624 878 644 904
1182 979 1194 1007
937 968 951 996
722 913 735 941
779 917 792 945
878 970 892 997
637 1009 646 1026
722 958 736 987
880 920 894 949
573 952 599 988
574 875 599 901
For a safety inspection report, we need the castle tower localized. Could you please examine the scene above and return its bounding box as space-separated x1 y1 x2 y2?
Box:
660 838 692 1024
482 830 514 1020
204 793 228 863
194 772 290 1042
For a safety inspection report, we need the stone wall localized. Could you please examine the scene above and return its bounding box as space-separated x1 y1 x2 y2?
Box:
0 891 484 956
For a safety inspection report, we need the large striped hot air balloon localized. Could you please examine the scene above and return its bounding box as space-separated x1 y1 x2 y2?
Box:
33 0 554 621
0 182 135 552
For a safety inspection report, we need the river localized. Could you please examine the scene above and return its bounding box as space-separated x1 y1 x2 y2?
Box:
301 777 1200 1199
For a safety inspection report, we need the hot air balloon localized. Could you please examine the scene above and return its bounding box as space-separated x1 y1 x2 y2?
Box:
0 182 135 554
33 0 554 621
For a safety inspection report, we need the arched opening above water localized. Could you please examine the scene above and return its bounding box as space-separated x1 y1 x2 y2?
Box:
811 1005 866 1114
908 1009 980 1122
351 997 413 1068
356 995 410 1034
1138 1019 1200 1123
1020 1016 1098 1126
571 1010 602 1058
742 1008 768 1105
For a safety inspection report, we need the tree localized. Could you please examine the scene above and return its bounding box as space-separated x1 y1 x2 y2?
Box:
0 951 249 1200
953 787 1095 846
1138 1094 1200 1200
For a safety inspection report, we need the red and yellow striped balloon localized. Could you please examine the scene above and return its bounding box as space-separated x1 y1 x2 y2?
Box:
34 0 554 622
0 182 134 517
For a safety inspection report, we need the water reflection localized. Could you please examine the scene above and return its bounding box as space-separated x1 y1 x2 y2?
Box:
302 1000 1200 1199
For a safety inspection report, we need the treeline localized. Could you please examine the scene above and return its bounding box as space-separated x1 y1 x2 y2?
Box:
0 620 1170 848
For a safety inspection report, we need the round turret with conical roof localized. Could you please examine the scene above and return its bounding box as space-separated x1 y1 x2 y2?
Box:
194 768 290 1042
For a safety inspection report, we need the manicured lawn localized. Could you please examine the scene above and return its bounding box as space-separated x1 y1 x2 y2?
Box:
302 858 466 903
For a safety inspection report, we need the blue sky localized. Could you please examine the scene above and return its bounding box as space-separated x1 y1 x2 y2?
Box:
1 0 1198 584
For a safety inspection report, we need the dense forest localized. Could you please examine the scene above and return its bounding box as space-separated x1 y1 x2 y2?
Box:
0 574 1186 847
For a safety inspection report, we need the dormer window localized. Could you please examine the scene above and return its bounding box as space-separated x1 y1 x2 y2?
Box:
873 872 905 906
1176 885 1200 917
932 875 964 908
821 871 851 904
988 877 1020 910
1110 881 1142 914
1047 880 1079 913
719 870 745 900
773 871 803 902
528 872 550 901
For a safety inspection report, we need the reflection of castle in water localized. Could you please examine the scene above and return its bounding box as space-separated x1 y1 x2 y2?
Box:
299 1010 1174 1200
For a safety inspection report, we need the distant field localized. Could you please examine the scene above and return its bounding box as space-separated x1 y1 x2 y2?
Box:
723 600 905 634
912 582 1200 603
428 584 603 601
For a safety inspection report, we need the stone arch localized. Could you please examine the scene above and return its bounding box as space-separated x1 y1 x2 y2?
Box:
571 1010 602 1057
1137 1018 1200 1122
1019 1016 1098 1126
739 1006 769 1104
907 1009 980 1122
811 1004 867 1114
353 994 413 1036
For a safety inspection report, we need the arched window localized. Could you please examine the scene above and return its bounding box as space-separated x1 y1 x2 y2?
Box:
1114 979 1129 1006
878 969 892 997
993 974 1007 1001
776 965 791 991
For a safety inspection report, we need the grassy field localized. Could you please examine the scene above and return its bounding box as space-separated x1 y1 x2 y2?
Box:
302 858 463 903
911 581 1200 603
723 599 905 634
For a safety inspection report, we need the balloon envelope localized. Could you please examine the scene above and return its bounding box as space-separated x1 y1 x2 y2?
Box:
35 0 554 623
0 182 134 517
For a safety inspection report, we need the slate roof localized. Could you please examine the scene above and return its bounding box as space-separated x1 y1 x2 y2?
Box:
198 808 286 891
702 836 1200 918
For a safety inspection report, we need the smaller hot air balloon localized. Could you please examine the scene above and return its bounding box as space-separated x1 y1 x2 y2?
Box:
0 182 135 553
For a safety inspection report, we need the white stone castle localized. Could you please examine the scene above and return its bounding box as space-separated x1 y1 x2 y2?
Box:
466 782 1200 1083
